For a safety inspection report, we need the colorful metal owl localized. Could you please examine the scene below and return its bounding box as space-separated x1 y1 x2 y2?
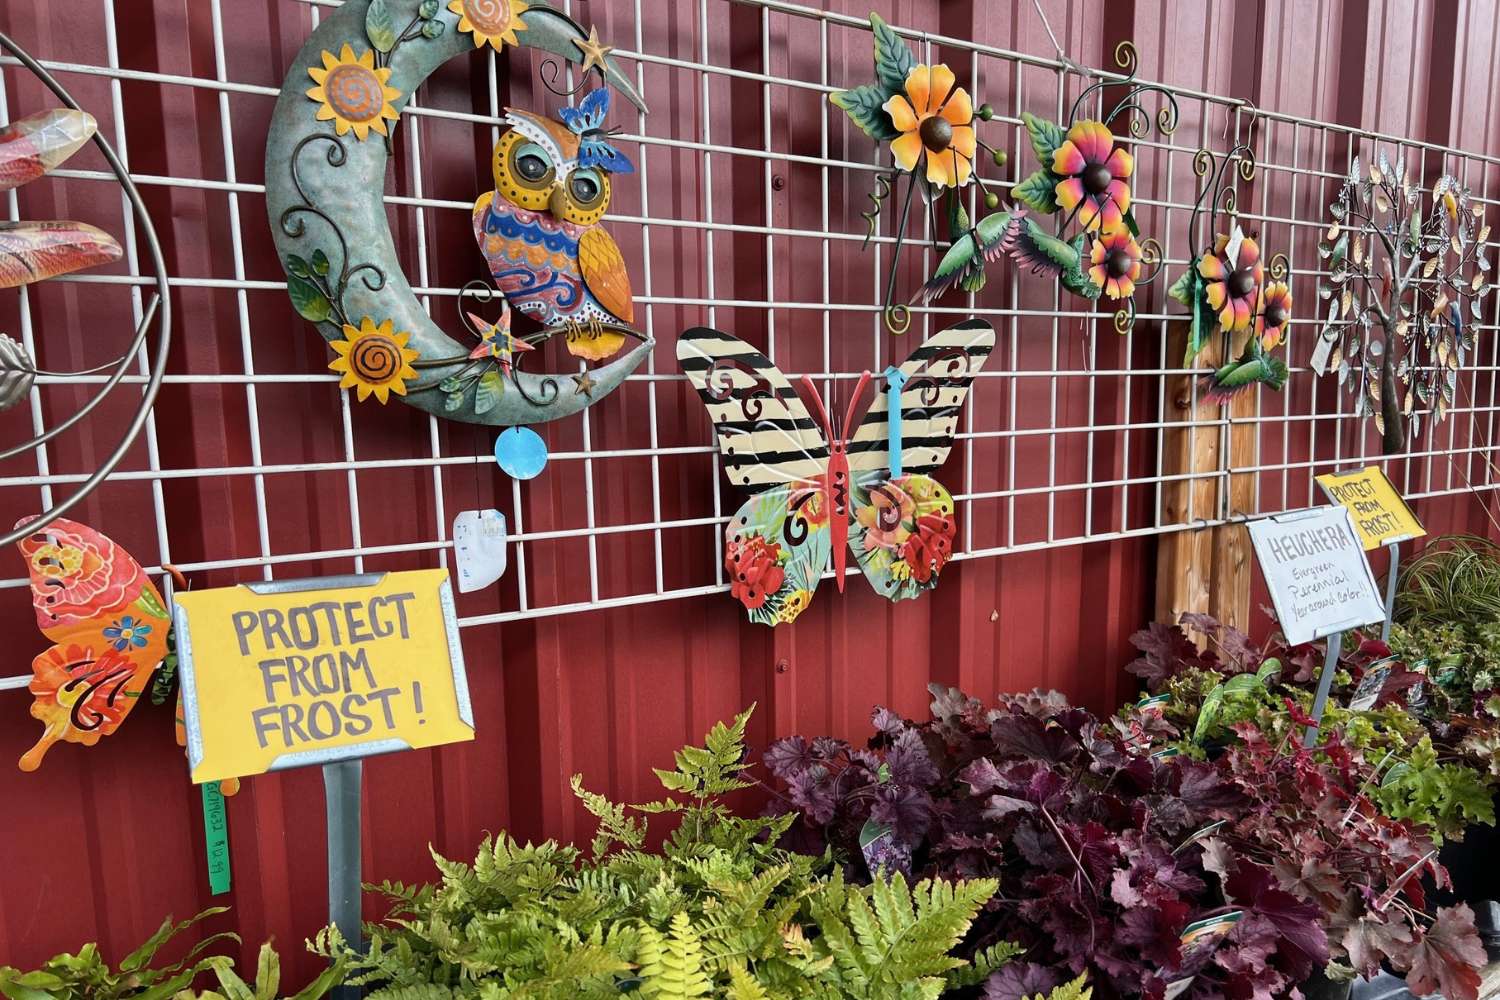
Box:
472 88 636 362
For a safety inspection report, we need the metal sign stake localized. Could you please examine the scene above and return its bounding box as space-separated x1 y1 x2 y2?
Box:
1381 539 1401 642
1304 631 1344 748
324 759 363 1000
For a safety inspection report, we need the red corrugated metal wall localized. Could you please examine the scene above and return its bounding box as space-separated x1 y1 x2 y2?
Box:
2 0 1499 981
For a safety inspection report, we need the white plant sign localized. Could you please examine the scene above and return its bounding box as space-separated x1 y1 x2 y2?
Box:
1247 507 1386 645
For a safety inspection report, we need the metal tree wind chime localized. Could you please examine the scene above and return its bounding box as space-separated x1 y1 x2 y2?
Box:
1168 120 1296 403
831 20 1174 334
1308 153 1489 453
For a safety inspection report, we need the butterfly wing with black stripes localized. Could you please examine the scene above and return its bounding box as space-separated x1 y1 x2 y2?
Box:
677 328 833 624
845 319 995 602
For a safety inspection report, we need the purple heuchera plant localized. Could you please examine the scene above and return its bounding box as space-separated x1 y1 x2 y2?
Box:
764 685 1326 1000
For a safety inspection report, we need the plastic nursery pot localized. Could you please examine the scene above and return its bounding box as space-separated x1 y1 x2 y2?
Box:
1299 967 1353 1000
1435 794 1500 956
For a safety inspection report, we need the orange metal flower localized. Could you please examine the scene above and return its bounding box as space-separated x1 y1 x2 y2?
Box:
883 64 976 189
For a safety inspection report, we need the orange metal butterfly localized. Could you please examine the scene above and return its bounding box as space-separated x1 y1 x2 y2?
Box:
13 516 238 794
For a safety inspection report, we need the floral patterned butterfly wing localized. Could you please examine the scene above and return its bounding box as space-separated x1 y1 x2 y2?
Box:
13 517 169 771
845 319 994 602
725 481 833 626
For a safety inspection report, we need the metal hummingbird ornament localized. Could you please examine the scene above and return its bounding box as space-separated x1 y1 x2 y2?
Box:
832 19 1172 334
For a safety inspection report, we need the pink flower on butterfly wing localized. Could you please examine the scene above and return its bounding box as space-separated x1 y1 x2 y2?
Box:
857 482 916 552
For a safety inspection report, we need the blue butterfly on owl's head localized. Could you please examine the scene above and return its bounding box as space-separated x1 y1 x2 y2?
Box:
558 88 635 175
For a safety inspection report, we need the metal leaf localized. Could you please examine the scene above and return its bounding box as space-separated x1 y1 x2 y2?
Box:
0 109 97 192
1326 221 1342 241
1340 288 1352 317
1353 236 1365 266
1423 257 1440 278
0 334 35 411
0 221 122 289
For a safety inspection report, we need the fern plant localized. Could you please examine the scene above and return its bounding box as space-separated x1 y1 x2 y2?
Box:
320 707 1013 999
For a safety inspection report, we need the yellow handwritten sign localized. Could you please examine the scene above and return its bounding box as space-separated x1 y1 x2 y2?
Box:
173 569 473 783
1315 467 1426 550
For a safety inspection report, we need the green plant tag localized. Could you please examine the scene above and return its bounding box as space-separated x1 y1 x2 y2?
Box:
202 782 231 895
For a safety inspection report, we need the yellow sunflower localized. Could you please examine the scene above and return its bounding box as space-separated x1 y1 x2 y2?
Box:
328 316 420 403
306 43 401 141
448 0 530 51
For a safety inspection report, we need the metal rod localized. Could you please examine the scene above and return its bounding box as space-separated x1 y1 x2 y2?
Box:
323 759 363 1000
1304 630 1344 747
1382 541 1401 642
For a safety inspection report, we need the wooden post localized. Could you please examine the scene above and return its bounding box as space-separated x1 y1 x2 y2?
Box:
1155 329 1257 634
1155 326 1223 632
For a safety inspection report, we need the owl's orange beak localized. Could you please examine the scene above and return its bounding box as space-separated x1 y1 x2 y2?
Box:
548 183 570 220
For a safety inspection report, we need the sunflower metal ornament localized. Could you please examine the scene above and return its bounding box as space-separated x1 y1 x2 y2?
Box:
833 23 1172 334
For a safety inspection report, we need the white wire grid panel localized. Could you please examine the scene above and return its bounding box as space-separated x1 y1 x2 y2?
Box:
0 0 1497 692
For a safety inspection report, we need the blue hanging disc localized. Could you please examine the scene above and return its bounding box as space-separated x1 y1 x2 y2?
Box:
494 426 548 480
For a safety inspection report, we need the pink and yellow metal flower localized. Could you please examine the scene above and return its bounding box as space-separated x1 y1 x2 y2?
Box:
1197 230 1263 333
1258 281 1292 350
1088 228 1142 300
882 64 977 189
1052 120 1133 233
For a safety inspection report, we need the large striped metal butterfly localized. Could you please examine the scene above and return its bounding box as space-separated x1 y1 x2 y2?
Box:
677 320 995 626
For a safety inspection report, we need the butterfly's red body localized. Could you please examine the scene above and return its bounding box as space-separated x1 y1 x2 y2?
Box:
799 371 872 594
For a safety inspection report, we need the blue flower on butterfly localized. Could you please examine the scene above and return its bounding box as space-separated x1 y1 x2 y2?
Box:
103 615 152 651
558 88 635 174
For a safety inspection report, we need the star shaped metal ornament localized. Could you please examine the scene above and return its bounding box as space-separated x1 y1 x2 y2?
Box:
572 371 598 396
573 25 614 77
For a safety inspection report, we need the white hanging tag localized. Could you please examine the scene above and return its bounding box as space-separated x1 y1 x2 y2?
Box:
454 509 508 593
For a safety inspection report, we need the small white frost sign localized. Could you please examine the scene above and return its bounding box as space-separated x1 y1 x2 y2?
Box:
454 509 508 593
1247 506 1385 645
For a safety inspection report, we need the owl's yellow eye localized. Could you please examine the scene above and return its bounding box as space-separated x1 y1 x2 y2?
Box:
516 146 550 182
568 168 605 208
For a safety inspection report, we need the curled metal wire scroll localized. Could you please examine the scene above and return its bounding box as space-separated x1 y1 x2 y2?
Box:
0 30 173 549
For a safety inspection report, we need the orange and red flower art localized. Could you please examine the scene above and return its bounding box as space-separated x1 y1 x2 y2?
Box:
14 516 169 772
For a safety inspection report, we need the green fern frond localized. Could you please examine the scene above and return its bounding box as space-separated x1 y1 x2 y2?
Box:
571 774 648 854
945 939 1024 989
365 985 455 1000
636 913 712 999
1029 973 1092 1000
726 963 772 1000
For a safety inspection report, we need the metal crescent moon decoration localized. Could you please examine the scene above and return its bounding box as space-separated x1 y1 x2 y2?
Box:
265 0 651 429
